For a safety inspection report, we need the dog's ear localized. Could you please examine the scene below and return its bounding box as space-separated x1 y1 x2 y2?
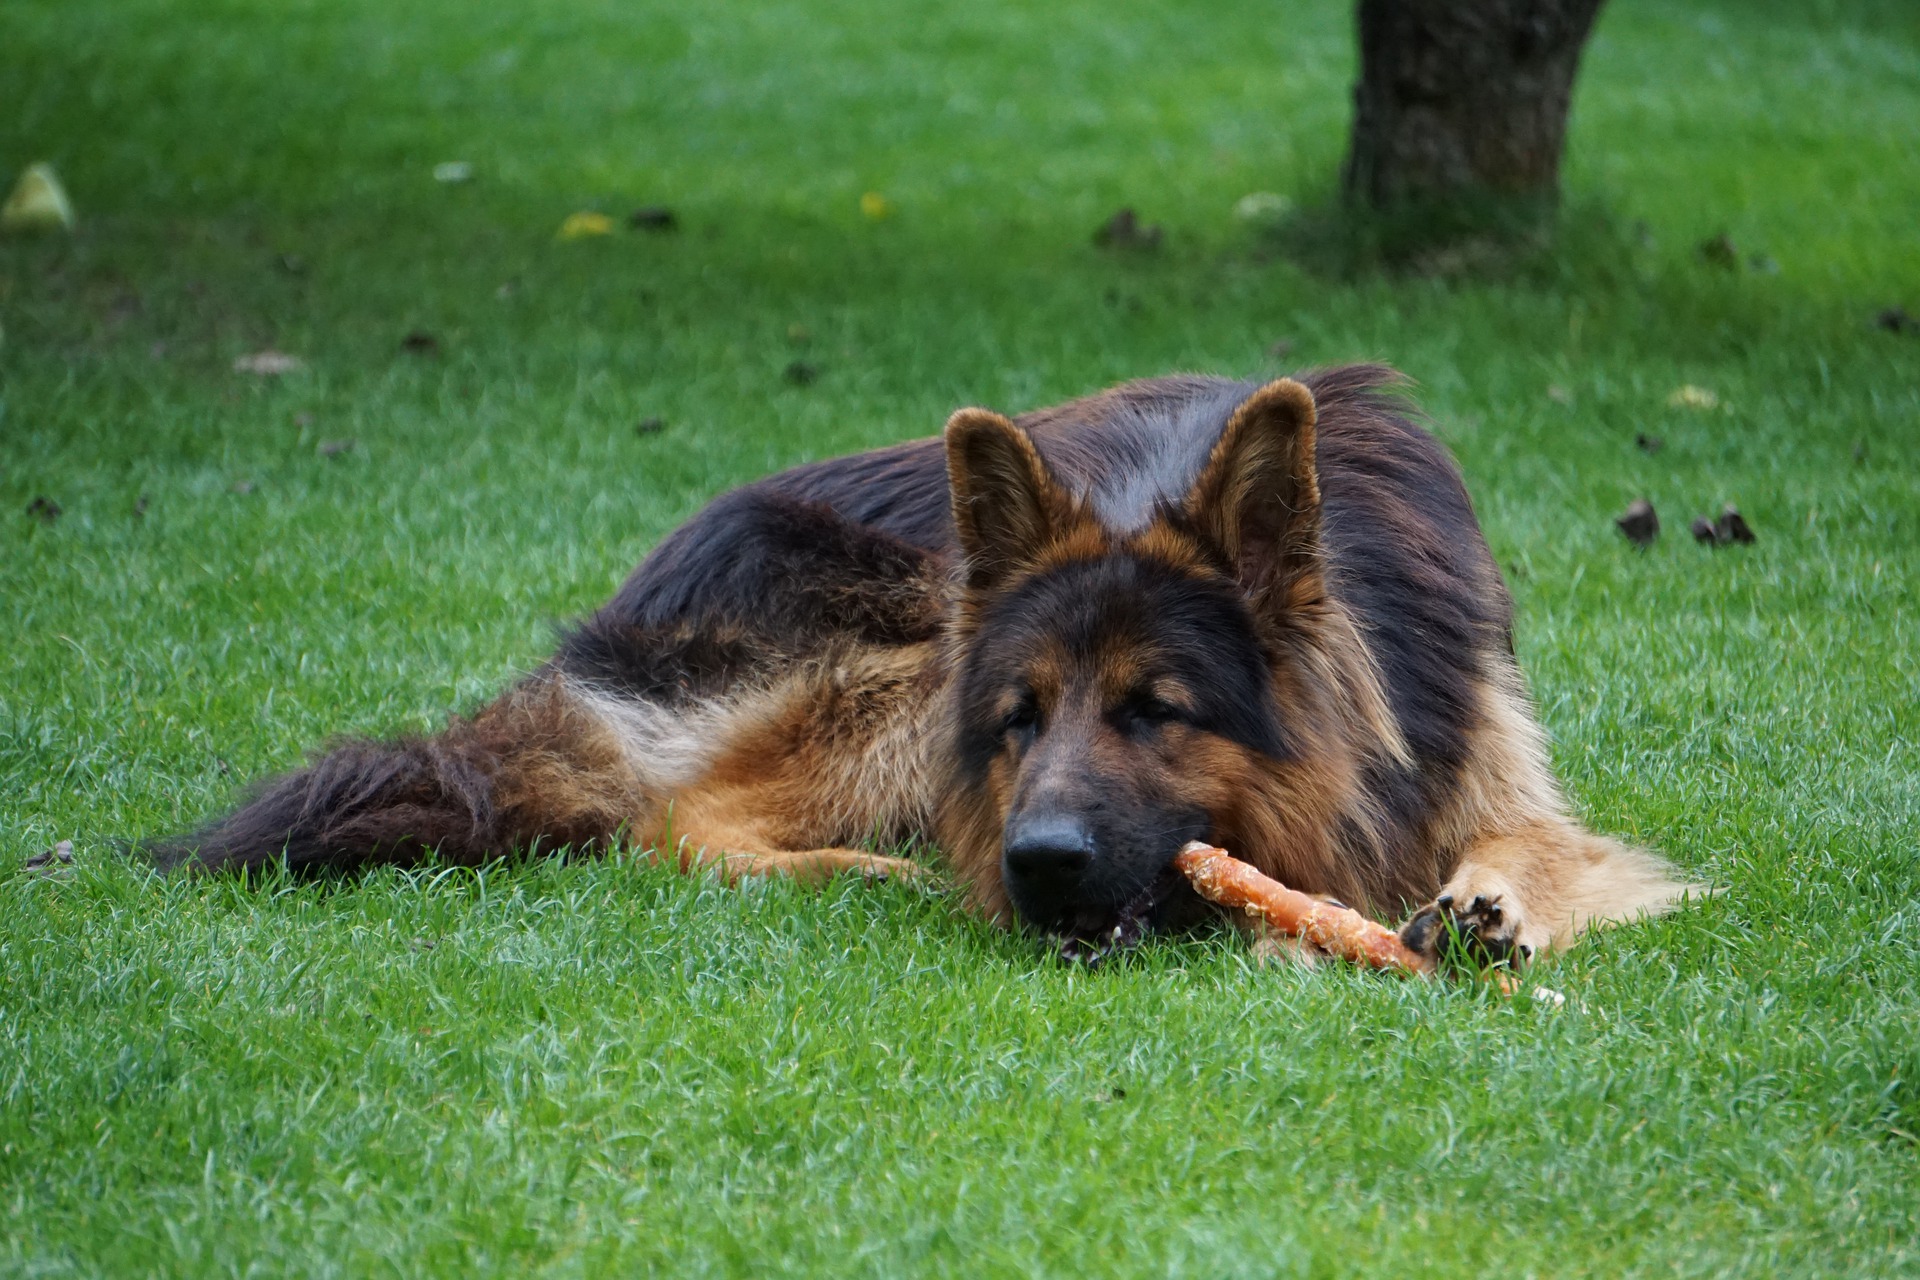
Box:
945 408 1072 592
1177 378 1323 613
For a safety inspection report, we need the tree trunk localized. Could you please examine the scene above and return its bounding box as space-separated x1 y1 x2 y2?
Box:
1341 0 1607 210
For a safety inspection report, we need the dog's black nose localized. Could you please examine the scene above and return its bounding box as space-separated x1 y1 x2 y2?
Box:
1002 813 1095 910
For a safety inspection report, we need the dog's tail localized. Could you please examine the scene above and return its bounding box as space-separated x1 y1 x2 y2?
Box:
143 673 653 875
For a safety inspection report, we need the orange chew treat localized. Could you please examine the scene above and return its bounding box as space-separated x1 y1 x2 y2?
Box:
1173 841 1436 977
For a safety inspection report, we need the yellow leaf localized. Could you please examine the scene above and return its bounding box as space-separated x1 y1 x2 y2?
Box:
1232 191 1291 225
2 163 76 235
859 191 891 221
557 211 614 240
1666 385 1719 410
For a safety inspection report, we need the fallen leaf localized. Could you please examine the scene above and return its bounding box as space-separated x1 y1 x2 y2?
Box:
318 439 356 457
1666 385 1718 410
1697 232 1739 269
1635 433 1664 454
629 205 677 231
25 496 60 525
1093 207 1162 251
557 211 614 240
1691 504 1755 547
233 350 305 376
1 163 76 234
400 330 440 356
1615 498 1659 547
230 480 256 495
1547 384 1572 405
24 839 74 872
433 161 473 184
784 360 821 386
1717 504 1755 545
1232 191 1292 226
860 191 892 220
635 416 666 436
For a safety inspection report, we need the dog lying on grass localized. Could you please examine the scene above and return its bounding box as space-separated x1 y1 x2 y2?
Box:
150 366 1691 966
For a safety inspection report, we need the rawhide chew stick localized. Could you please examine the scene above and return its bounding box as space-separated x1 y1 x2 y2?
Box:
1173 841 1435 977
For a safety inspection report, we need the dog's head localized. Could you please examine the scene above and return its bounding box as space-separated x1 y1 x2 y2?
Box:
940 378 1346 948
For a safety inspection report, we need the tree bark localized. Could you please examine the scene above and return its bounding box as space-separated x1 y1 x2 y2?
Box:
1341 0 1607 210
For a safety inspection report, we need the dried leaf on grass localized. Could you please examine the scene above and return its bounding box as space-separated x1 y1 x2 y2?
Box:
1691 504 1756 547
557 212 614 240
1615 498 1660 547
234 350 305 376
1093 207 1162 251
1667 385 1718 410
1 163 75 234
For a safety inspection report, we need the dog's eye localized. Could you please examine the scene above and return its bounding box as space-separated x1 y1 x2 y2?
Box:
1002 699 1040 737
1121 694 1184 732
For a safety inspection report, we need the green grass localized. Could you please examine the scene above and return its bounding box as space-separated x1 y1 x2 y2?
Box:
4 0 1919 1274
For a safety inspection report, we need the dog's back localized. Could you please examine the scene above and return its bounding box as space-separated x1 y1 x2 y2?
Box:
580 365 1512 901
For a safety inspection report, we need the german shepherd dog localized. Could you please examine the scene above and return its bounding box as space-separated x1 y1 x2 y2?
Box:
151 366 1691 966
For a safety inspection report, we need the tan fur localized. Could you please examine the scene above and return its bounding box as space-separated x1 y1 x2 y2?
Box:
171 369 1695 967
485 376 1691 959
473 674 656 853
559 643 947 886
1418 655 1701 952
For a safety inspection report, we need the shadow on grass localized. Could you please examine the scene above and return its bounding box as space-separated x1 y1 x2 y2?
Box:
1257 189 1649 287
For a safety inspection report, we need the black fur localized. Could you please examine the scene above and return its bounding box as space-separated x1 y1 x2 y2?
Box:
952 554 1289 785
152 366 1506 897
554 490 945 703
144 734 497 874
951 553 1288 931
808 367 1499 865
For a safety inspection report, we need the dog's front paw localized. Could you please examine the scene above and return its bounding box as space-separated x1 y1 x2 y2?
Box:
1399 892 1530 971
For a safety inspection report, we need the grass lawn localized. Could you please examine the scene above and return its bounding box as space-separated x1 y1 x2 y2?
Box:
5 0 1919 1273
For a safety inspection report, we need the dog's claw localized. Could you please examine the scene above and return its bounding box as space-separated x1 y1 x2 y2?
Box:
1399 891 1524 972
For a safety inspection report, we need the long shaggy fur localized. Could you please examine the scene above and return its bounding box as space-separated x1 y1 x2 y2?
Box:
149 365 1693 963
